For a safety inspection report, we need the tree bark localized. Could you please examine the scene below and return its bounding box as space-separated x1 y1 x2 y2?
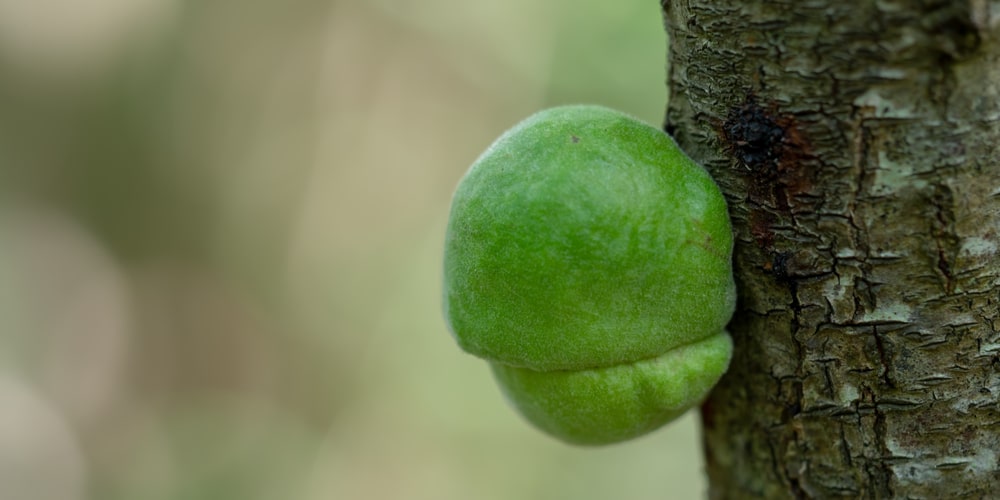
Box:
661 1 1000 498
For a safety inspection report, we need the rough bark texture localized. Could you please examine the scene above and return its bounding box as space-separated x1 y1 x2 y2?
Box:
661 1 1000 498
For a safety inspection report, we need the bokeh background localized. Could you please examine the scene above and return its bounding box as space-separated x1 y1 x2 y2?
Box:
0 0 710 498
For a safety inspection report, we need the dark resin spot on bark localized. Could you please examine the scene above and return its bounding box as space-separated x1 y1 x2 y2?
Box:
723 98 785 174
720 95 814 253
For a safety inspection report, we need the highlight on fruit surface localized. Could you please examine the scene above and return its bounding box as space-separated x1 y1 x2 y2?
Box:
442 105 735 445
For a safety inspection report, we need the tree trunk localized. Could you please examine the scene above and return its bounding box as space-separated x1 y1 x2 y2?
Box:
661 1 1000 497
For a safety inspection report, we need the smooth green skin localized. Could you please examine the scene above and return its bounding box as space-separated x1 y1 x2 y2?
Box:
443 105 735 445
492 333 732 445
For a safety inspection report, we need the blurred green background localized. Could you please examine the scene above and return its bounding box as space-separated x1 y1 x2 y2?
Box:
0 0 709 498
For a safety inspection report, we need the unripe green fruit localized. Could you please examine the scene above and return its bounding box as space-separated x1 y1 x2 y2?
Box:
443 105 735 445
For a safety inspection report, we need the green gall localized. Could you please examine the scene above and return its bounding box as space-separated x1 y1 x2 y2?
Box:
443 105 735 445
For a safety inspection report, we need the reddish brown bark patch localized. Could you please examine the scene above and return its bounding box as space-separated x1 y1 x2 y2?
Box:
720 95 814 250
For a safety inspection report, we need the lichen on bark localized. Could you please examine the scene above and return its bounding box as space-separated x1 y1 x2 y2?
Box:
661 1 1000 497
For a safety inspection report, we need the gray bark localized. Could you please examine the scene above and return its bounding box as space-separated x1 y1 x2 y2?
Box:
661 1 1000 498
